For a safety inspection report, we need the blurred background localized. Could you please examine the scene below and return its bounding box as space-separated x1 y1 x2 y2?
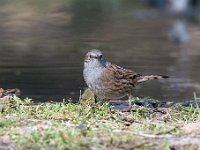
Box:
0 0 199 102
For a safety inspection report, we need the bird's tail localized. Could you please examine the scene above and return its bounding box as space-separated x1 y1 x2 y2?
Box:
136 75 169 83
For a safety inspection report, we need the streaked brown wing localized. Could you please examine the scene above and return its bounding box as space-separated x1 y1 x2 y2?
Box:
100 63 142 94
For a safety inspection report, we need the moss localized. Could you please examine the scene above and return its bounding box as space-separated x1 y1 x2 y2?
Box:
0 95 199 149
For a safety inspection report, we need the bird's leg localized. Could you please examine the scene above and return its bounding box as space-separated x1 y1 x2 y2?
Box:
83 93 98 113
121 95 133 112
94 95 104 106
94 94 98 103
88 94 98 108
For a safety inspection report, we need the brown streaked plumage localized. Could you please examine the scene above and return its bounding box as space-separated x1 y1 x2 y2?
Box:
83 49 168 107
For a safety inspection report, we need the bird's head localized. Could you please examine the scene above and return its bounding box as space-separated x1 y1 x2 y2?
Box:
84 49 107 69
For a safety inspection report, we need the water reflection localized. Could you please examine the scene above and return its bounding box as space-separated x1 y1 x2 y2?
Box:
165 0 190 15
167 19 189 44
0 0 199 101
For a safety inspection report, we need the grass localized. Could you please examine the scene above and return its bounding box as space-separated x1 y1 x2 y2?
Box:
0 95 200 150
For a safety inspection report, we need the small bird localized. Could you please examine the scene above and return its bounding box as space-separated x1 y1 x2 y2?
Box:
83 49 168 111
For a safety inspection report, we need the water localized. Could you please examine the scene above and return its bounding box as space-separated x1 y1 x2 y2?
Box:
0 0 200 101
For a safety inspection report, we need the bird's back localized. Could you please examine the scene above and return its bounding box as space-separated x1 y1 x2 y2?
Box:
98 63 168 100
97 63 141 99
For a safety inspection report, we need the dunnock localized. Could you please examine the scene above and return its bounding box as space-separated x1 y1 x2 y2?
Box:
83 49 168 111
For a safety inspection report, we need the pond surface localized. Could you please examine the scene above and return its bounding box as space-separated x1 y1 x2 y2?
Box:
0 0 200 101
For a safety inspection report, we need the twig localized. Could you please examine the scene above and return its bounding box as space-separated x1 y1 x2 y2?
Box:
155 125 180 135
134 133 173 138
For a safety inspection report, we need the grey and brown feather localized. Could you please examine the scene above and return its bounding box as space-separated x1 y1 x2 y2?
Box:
83 49 168 100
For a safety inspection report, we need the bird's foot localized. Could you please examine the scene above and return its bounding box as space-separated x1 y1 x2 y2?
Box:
120 100 132 112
